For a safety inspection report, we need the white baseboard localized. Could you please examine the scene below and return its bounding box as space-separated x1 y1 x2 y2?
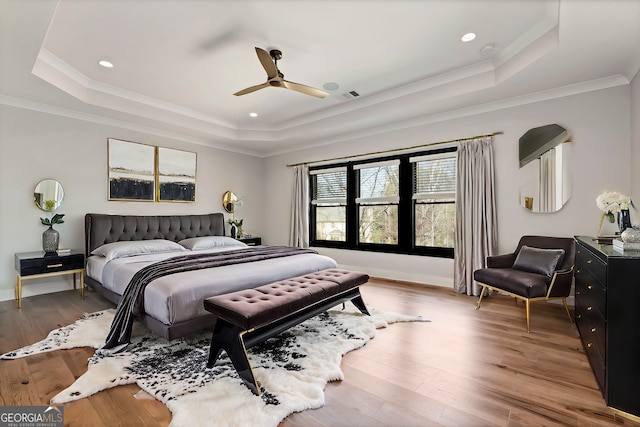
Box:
336 263 453 288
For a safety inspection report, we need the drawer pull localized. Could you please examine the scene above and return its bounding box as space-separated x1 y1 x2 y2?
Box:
587 342 593 348
587 259 593 264
587 306 593 311
47 263 63 268
576 291 581 295
591 327 597 333
587 285 593 290
576 314 582 319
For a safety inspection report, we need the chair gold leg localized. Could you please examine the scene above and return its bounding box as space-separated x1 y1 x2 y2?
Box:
525 299 531 333
562 298 573 324
476 285 487 309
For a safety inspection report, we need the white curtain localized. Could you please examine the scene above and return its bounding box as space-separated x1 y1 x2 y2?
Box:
289 164 310 248
454 137 497 296
539 148 556 212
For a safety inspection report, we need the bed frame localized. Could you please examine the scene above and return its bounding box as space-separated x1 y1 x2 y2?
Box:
84 213 226 339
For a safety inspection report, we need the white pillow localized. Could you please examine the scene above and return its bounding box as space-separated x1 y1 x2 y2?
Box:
91 240 187 262
178 236 248 251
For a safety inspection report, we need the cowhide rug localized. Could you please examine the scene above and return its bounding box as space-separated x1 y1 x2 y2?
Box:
1 304 427 427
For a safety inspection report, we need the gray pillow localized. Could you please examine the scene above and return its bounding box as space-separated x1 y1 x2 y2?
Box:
512 245 565 278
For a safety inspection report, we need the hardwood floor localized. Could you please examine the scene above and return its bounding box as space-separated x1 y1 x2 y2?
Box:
1 279 638 427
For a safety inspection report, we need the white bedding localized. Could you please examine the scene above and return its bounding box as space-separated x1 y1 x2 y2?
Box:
86 247 337 325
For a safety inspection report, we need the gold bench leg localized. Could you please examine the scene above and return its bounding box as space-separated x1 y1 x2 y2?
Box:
525 299 531 333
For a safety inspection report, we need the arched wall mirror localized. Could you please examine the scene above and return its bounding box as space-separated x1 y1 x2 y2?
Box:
34 179 64 211
518 124 571 213
222 190 238 213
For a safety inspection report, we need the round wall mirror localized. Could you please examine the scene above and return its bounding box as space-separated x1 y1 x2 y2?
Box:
34 179 64 211
222 190 237 213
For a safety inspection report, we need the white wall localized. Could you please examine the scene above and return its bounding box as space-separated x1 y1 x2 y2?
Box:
264 85 631 287
1 83 633 299
631 71 640 223
0 105 265 301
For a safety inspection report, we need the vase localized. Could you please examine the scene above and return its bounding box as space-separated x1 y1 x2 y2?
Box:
230 224 237 238
42 226 59 253
618 209 632 234
621 227 640 243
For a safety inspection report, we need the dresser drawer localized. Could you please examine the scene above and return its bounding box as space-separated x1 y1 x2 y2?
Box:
577 250 606 287
582 330 606 392
576 300 606 361
575 274 606 318
16 252 84 276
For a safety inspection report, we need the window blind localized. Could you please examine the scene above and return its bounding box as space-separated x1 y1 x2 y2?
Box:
412 155 457 200
311 167 347 205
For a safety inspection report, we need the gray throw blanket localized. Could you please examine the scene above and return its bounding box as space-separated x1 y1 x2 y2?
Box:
102 246 317 351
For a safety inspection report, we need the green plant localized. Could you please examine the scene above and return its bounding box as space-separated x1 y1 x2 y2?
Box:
41 213 65 227
227 218 243 227
44 199 56 211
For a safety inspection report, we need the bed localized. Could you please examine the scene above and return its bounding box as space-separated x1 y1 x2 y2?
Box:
84 213 337 341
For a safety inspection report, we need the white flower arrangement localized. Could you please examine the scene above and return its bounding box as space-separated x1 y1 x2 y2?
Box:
596 191 630 220
596 191 631 235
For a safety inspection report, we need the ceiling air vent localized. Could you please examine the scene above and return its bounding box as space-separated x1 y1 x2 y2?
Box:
342 90 360 99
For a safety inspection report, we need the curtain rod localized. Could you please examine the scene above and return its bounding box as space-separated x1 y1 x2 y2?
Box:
286 131 503 167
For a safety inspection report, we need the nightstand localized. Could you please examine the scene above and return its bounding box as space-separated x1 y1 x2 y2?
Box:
237 236 262 246
14 250 85 309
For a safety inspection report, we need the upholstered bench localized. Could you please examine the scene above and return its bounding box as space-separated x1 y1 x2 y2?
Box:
204 268 370 395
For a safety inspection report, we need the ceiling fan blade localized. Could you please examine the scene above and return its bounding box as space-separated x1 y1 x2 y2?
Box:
233 82 270 96
282 80 329 98
255 47 278 79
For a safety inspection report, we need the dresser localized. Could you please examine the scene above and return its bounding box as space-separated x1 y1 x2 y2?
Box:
574 237 640 419
14 250 85 309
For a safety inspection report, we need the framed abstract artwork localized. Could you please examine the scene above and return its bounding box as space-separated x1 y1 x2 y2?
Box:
108 139 156 201
157 147 197 202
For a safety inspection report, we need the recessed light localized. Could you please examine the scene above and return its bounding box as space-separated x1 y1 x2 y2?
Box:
99 60 114 68
461 32 476 42
249 112 258 118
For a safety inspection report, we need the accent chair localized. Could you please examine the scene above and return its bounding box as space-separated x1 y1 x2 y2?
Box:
474 235 576 332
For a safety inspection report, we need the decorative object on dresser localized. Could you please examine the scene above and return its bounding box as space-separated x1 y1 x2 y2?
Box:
620 226 640 243
227 218 243 238
596 191 631 236
474 235 576 332
574 236 640 421
40 213 64 253
14 250 84 309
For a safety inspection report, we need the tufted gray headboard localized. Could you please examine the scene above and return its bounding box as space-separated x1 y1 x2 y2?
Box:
85 213 225 256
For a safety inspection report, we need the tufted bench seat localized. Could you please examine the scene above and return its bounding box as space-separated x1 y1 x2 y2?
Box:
204 268 370 395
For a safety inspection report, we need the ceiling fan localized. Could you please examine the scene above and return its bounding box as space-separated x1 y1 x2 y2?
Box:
233 47 328 99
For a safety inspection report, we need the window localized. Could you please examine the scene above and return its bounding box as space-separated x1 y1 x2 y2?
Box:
356 160 400 245
411 153 457 248
311 167 347 241
309 147 456 258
